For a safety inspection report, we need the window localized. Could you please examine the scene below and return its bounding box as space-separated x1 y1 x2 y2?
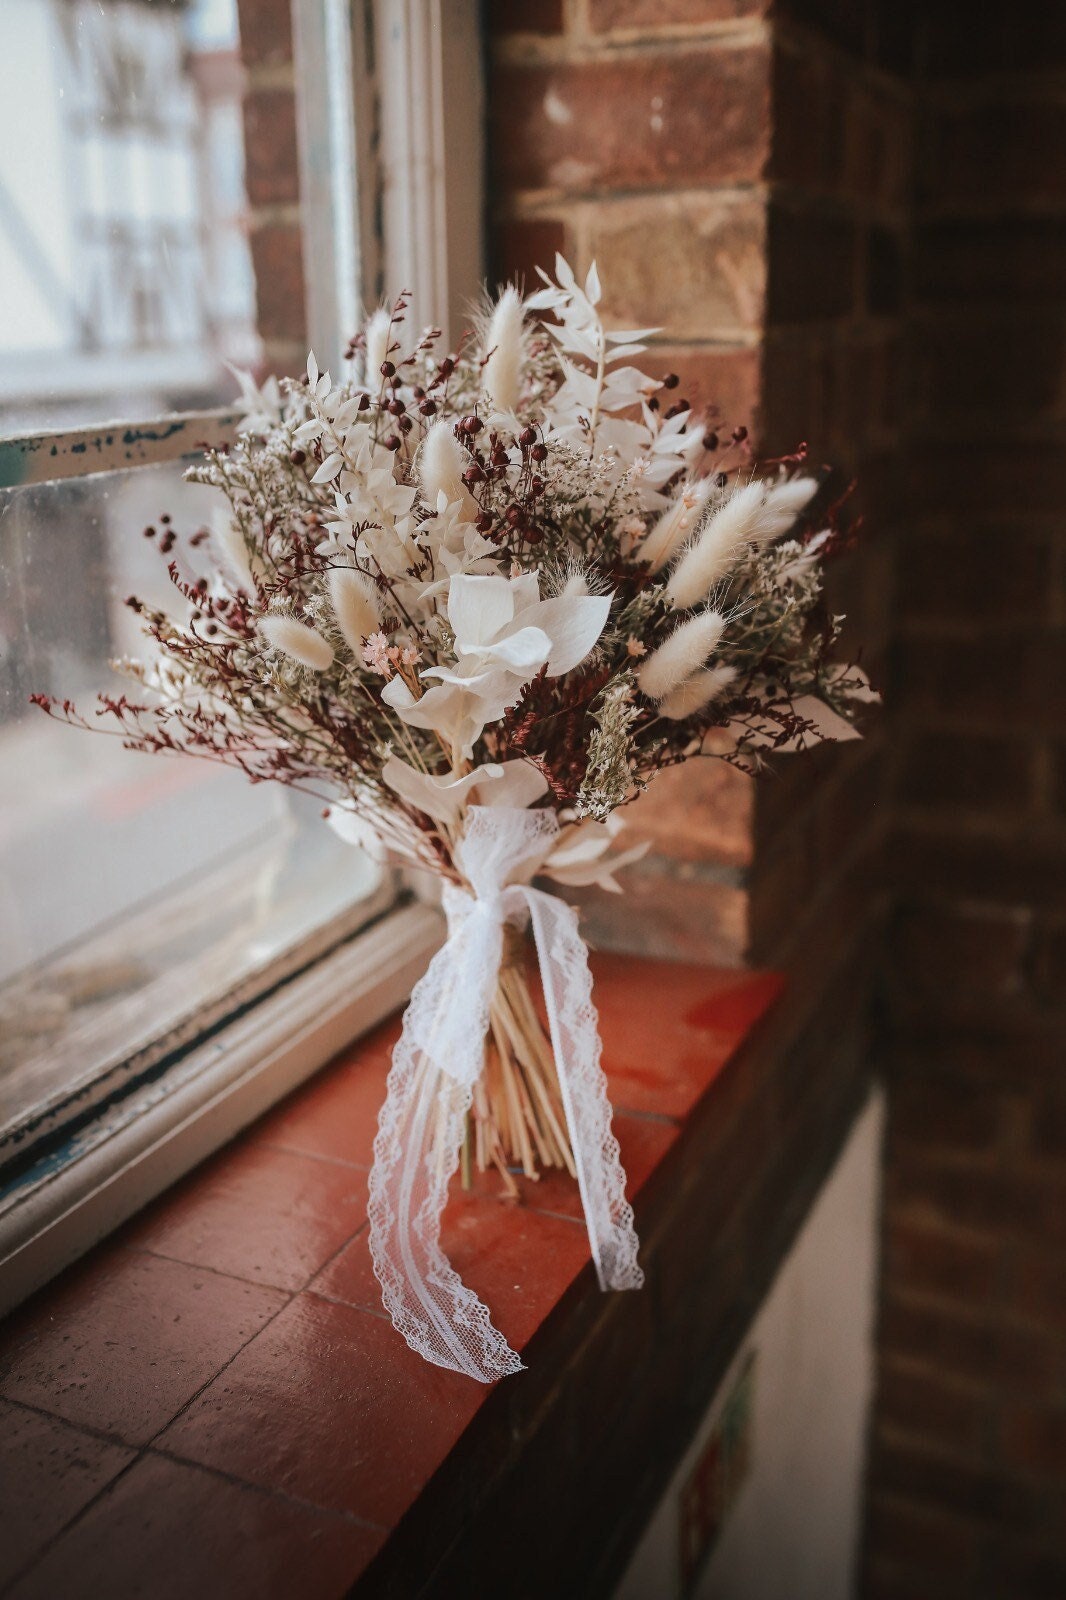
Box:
0 0 482 1310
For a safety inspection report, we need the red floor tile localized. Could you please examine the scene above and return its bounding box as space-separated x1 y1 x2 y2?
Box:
7 1452 384 1600
125 1143 369 1292
312 1112 675 1325
0 1400 135 1589
158 1292 484 1526
500 1111 681 1223
590 955 781 1119
309 1225 379 1315
251 1021 394 1168
681 968 785 1035
315 1195 591 1354
0 1252 286 1446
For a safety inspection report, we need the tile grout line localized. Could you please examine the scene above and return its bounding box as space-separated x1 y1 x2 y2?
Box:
3 1061 695 1590
254 1140 373 1172
0 1205 391 1595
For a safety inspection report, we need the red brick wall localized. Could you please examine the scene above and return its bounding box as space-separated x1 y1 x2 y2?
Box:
487 3 896 1000
236 0 308 374
865 14 1066 1598
490 3 773 967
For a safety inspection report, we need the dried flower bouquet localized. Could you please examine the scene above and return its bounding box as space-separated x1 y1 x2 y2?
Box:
37 257 876 1380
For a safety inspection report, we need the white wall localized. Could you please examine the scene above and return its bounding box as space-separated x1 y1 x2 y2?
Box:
616 1089 884 1600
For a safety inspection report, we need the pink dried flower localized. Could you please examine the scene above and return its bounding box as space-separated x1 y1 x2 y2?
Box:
363 631 394 677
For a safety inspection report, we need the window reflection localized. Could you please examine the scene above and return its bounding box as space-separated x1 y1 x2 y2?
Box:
0 465 383 1118
0 0 258 432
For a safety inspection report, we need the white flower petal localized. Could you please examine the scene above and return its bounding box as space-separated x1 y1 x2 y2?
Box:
789 695 863 743
326 804 386 860
479 624 552 675
447 574 517 648
524 593 611 676
477 760 549 810
381 755 504 823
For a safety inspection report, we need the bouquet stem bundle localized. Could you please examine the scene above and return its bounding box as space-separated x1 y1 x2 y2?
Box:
463 940 576 1195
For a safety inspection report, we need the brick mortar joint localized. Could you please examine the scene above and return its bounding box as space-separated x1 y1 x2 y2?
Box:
244 62 296 92
248 204 304 229
490 22 770 68
490 180 769 216
494 183 768 214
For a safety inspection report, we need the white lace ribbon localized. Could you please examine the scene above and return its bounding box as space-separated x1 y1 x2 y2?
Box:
367 805 644 1382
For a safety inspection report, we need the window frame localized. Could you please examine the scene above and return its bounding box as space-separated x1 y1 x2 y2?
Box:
0 0 483 1311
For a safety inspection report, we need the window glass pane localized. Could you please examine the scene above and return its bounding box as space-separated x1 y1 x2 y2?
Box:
0 463 385 1135
0 0 258 435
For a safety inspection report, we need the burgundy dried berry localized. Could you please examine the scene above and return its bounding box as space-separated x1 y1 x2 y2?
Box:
290 448 306 465
440 357 455 377
732 425 748 443
419 399 437 416
380 360 395 378
357 392 370 411
475 512 493 533
143 525 156 538
661 373 680 390
387 397 405 416
462 464 484 486
529 476 544 497
519 426 537 448
505 503 522 525
530 443 547 463
384 434 401 451
705 432 719 451
398 414 413 434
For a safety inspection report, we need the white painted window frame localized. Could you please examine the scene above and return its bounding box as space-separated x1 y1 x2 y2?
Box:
0 0 484 1311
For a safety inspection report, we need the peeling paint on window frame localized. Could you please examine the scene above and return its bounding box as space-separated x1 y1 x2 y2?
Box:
0 409 240 492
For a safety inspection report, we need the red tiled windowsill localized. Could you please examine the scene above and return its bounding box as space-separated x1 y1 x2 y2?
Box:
0 954 783 1600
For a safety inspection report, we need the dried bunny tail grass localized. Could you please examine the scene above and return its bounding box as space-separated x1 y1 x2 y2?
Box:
212 515 256 593
636 609 726 701
641 475 716 572
749 476 820 545
329 567 382 656
665 476 819 610
259 614 334 671
659 663 738 721
665 481 764 609
418 419 475 516
482 285 525 413
363 308 393 388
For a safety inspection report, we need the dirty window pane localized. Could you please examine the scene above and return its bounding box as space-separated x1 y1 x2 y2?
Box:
0 464 384 1134
0 0 258 435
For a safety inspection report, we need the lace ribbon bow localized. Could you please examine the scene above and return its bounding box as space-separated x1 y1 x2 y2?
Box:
367 804 644 1382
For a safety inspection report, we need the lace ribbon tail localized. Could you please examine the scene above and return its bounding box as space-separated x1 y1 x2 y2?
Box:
367 946 524 1383
525 890 645 1294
